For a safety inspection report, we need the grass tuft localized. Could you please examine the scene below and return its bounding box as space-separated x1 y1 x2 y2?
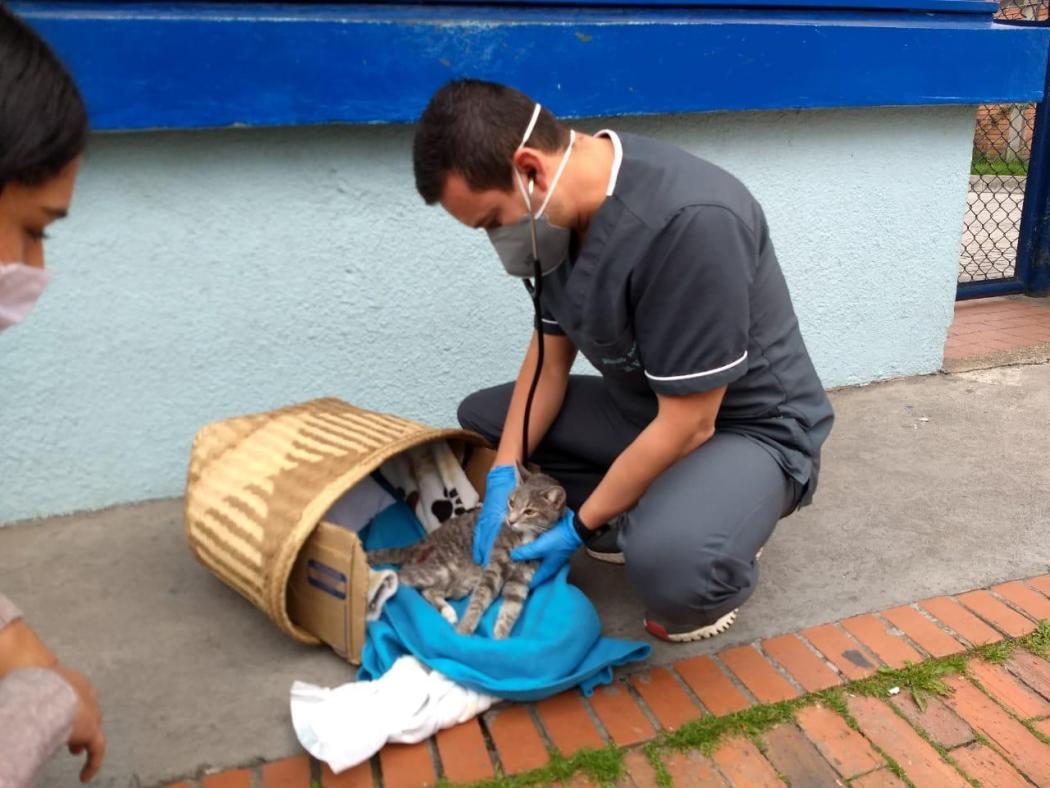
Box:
882 753 917 788
660 698 800 756
575 746 625 785
849 655 965 711
458 746 625 788
1022 620 1050 657
643 741 673 788
976 641 1015 665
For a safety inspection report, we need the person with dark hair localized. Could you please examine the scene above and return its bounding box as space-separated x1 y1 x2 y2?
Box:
0 4 107 784
414 80 834 643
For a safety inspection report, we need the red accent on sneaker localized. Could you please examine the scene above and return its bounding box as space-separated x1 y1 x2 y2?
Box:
644 619 671 641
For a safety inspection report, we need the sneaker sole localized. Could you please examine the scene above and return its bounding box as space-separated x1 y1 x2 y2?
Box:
644 609 738 643
585 546 626 565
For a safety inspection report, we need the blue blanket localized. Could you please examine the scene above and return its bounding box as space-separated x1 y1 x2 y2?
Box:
358 501 651 701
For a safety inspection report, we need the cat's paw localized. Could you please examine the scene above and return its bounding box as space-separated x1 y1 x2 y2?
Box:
440 605 458 625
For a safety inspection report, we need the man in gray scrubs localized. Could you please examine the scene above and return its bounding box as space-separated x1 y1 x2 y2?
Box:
413 80 834 642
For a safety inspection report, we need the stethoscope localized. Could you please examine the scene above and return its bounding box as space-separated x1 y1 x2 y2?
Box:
521 174 545 467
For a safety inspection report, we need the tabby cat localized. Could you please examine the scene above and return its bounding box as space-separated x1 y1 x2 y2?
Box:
365 466 565 639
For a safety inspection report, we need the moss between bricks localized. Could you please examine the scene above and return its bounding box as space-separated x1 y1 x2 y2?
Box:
1026 719 1050 747
450 621 1050 788
814 691 918 788
437 746 625 788
641 742 673 788
976 640 1015 665
975 618 1050 666
887 701 977 788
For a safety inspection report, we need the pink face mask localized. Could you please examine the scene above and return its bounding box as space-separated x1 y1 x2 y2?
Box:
0 262 50 331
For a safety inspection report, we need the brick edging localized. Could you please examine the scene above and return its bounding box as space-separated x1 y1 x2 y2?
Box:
168 574 1050 787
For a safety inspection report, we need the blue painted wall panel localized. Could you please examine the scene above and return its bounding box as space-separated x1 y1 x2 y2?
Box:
15 2 1050 130
418 0 998 11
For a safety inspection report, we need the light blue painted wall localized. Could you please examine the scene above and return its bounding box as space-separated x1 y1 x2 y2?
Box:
0 106 975 524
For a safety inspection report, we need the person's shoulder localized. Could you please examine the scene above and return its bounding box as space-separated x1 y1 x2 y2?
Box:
615 133 762 233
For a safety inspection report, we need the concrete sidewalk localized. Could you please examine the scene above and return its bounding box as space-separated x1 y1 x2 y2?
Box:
3 361 1050 787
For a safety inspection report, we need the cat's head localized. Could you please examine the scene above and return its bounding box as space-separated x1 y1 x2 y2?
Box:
505 465 566 537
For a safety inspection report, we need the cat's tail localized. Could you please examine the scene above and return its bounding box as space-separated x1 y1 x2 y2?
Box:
365 547 413 566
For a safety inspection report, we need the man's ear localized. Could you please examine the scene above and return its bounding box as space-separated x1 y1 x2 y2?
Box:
512 148 549 193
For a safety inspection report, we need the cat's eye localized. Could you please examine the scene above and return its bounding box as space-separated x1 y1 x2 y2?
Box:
523 508 537 516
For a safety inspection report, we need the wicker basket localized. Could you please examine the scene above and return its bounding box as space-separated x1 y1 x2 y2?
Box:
184 397 485 644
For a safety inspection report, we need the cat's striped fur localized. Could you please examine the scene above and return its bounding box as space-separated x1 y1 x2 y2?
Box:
366 466 565 639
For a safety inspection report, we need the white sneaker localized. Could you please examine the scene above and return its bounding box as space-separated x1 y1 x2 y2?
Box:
641 548 762 642
644 610 739 643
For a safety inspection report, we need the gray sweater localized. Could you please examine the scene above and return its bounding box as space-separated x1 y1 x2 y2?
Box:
0 594 76 787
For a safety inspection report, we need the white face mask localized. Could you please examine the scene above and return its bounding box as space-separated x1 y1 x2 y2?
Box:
487 104 576 278
0 262 51 331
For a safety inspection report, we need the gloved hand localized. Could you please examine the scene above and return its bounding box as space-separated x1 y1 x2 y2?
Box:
473 465 517 565
511 509 583 587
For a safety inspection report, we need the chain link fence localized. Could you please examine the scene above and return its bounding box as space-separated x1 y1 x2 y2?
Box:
958 0 1048 285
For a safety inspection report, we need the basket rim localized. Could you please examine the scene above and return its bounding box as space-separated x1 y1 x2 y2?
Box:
184 399 488 644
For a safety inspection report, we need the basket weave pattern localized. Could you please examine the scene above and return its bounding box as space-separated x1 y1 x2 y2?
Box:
184 397 481 643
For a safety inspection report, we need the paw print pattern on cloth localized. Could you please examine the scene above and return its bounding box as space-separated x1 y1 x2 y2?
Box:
431 486 471 524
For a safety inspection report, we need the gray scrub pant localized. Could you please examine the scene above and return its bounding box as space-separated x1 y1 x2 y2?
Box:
458 375 801 628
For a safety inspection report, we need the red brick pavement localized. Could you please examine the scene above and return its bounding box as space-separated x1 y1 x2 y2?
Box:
169 575 1050 787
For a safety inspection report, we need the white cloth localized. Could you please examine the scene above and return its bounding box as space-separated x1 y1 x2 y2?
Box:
294 442 488 773
379 441 479 533
290 656 498 774
323 475 396 533
366 569 398 621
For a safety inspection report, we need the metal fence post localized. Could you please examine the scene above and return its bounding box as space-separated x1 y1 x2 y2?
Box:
1019 21 1050 295
956 1 1048 299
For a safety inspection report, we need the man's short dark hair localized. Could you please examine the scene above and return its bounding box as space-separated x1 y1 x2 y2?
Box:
413 80 569 205
0 4 88 192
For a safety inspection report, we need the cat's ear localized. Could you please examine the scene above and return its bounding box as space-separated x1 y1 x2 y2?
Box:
515 461 530 483
542 485 566 510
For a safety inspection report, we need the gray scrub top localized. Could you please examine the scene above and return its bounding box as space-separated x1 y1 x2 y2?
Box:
536 131 834 506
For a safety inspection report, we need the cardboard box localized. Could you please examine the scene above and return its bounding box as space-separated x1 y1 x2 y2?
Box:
287 520 368 664
287 438 496 664
463 445 497 498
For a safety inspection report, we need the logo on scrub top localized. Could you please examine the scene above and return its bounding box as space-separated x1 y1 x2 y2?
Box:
600 341 641 373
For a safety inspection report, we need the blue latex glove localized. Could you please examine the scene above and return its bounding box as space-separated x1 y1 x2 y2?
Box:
511 509 583 587
473 465 517 565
